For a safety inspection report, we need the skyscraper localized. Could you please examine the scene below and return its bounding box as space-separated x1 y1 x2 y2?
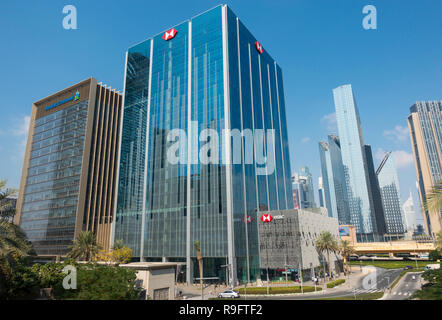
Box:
292 167 316 209
333 84 379 241
318 135 350 223
376 151 406 236
402 191 417 232
364 145 387 236
113 5 293 285
318 177 326 208
408 101 442 237
15 78 123 255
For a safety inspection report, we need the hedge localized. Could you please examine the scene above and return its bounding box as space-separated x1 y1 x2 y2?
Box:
238 286 321 294
327 279 346 288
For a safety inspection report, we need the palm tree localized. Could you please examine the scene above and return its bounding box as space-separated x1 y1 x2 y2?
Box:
340 240 355 275
0 180 32 260
0 180 32 296
423 181 442 214
435 231 442 254
315 231 339 281
67 231 102 261
194 241 203 288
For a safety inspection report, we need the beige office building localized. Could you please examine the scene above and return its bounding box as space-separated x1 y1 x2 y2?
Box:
407 101 442 237
15 78 122 255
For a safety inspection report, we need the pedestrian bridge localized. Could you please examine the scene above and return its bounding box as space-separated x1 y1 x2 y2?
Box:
353 241 435 254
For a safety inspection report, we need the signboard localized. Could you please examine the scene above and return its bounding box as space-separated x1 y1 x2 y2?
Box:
339 226 350 236
260 214 273 222
45 90 80 111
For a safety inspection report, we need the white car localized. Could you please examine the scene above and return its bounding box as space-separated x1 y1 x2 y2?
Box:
218 290 240 299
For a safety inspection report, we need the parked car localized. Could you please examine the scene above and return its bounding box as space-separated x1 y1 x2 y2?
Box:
424 264 441 271
218 290 240 299
403 265 413 270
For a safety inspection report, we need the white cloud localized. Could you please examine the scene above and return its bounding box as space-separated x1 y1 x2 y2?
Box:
301 137 310 143
392 150 414 169
9 115 30 161
321 112 337 132
11 115 30 137
375 148 414 169
383 125 409 143
375 148 387 161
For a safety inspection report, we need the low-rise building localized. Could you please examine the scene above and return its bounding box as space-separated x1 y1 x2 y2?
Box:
258 209 340 280
120 262 178 300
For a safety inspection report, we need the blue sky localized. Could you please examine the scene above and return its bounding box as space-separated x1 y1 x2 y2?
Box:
1 0 441 224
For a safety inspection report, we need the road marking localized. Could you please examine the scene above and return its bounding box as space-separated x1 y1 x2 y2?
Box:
398 292 402 295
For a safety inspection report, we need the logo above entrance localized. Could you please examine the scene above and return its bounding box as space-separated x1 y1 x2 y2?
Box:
260 214 273 222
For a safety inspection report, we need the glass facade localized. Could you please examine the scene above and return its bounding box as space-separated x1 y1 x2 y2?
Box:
376 152 405 234
291 167 315 210
333 84 377 239
114 41 151 255
364 145 387 236
20 101 88 255
319 135 350 223
408 101 442 236
114 5 293 284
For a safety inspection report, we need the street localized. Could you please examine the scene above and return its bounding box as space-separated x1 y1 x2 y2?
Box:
383 272 422 300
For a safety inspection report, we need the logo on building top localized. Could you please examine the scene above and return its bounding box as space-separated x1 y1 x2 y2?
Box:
45 90 81 111
242 215 253 223
255 41 263 54
260 214 273 222
163 28 177 41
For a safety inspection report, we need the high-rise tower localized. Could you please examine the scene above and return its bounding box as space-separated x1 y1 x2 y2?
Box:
113 5 293 284
408 101 442 237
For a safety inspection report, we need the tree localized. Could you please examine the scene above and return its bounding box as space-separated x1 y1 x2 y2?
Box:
315 231 339 281
429 250 441 262
435 231 442 255
423 181 442 215
340 240 355 275
54 263 141 300
95 242 132 264
112 239 124 250
0 180 33 297
194 241 203 288
412 269 442 300
67 231 102 261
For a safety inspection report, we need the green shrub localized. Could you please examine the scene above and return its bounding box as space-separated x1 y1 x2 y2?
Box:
238 286 320 294
54 263 141 300
327 279 346 288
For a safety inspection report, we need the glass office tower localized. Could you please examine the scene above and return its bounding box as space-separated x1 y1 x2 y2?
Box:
291 167 316 209
364 145 387 236
15 78 122 255
319 135 350 223
376 152 406 236
113 5 293 284
408 101 442 237
333 84 379 241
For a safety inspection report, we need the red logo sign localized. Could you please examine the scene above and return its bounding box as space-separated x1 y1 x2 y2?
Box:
163 28 177 41
255 41 263 54
260 214 273 222
242 216 253 223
